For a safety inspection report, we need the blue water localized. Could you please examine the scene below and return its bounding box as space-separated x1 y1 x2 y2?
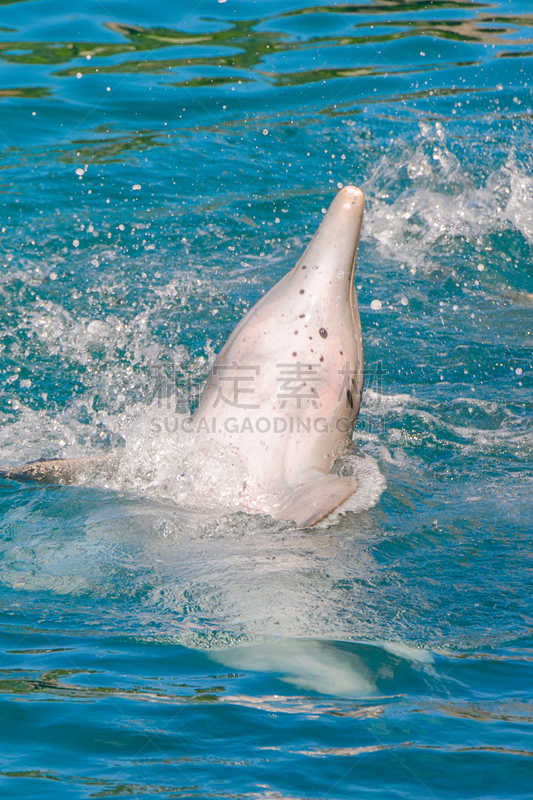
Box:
1 0 533 797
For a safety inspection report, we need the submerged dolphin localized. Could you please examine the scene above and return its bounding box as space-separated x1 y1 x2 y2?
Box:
0 186 365 528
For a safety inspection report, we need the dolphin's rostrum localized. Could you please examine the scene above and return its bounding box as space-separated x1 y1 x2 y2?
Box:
0 186 366 528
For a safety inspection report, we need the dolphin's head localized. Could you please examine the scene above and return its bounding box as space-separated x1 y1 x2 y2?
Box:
197 184 365 432
274 185 365 430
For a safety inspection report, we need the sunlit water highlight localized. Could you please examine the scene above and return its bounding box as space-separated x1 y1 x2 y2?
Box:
1 1 532 798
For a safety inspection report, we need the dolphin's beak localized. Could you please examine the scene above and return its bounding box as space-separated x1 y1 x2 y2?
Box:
294 185 364 300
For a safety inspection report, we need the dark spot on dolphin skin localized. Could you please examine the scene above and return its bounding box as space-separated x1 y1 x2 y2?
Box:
319 328 328 338
299 314 305 318
340 350 343 355
300 289 305 294
302 265 307 269
319 355 324 362
292 351 297 357
347 389 354 409
294 331 298 334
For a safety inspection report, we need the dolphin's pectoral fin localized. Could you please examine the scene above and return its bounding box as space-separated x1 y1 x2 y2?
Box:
0 456 113 485
275 473 357 528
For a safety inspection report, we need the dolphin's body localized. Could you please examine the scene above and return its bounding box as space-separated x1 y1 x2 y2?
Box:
0 186 366 528
192 185 365 526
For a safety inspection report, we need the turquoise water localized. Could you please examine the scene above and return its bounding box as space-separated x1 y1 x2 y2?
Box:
1 0 533 797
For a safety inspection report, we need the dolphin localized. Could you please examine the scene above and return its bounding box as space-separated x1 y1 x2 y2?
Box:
0 186 365 528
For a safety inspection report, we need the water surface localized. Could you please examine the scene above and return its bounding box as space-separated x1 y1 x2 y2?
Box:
1 1 532 798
